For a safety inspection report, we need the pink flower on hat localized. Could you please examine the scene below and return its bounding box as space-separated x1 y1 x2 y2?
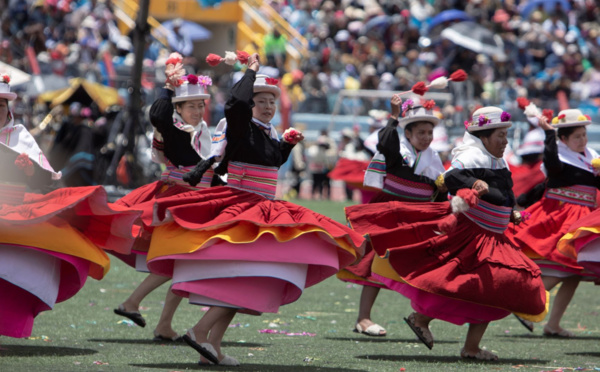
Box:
501 111 511 122
198 75 212 88
478 115 489 126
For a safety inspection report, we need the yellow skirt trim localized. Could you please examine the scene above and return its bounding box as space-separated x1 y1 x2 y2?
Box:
557 226 600 259
336 269 384 286
0 218 110 279
148 221 360 261
372 251 549 322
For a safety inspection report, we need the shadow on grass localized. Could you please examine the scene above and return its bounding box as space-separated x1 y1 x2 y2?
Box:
565 352 600 357
325 336 458 345
356 354 550 364
88 338 267 348
495 334 600 341
131 362 367 371
0 345 97 357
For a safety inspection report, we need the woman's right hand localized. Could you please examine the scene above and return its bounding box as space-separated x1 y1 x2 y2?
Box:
248 53 260 72
390 94 401 119
538 115 554 131
472 179 489 196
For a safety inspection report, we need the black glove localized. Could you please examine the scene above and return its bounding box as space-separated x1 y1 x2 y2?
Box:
182 157 216 187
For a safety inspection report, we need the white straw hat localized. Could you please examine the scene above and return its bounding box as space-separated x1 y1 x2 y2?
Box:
551 109 592 128
0 73 17 101
172 74 211 103
465 106 512 132
398 98 439 129
253 74 281 99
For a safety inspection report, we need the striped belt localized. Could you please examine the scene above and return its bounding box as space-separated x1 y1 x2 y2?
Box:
463 199 512 234
545 185 596 208
382 173 434 201
0 182 26 205
160 165 213 190
227 161 278 199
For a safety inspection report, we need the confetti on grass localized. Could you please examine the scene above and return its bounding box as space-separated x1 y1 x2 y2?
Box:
258 329 316 336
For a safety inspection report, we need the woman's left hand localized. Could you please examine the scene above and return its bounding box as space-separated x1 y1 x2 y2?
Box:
283 128 304 145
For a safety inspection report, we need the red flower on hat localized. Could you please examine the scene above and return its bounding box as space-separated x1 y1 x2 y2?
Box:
516 97 530 110
411 82 428 96
265 77 279 85
1 74 10 84
423 100 435 110
585 114 592 120
558 114 566 120
186 74 198 85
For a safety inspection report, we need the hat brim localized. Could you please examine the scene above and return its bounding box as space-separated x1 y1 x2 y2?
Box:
399 115 439 129
552 120 591 128
254 86 280 100
172 94 210 103
0 92 17 101
467 122 512 132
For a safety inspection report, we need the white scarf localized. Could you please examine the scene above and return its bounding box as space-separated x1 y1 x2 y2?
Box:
540 140 599 175
0 114 61 180
447 131 508 172
363 135 444 189
207 117 279 161
151 111 211 164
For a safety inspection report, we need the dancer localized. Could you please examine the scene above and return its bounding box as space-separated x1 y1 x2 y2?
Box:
111 53 216 341
346 106 547 360
0 73 140 338
508 109 599 337
338 95 446 337
145 53 365 366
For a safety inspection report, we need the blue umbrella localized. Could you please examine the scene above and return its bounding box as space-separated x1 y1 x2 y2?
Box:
161 20 212 41
429 10 473 29
519 0 571 18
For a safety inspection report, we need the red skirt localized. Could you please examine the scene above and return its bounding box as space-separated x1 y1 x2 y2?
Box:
506 196 594 276
337 191 417 288
328 158 373 189
146 186 366 314
510 161 545 198
361 201 547 325
0 186 139 337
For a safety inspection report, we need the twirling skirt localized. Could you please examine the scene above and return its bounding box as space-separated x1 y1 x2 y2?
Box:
0 186 139 337
558 207 600 276
146 186 366 314
506 196 595 277
355 200 547 325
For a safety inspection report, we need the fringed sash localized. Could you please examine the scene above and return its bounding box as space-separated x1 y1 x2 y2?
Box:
545 185 597 208
160 165 214 190
463 199 512 234
382 173 435 201
227 161 278 199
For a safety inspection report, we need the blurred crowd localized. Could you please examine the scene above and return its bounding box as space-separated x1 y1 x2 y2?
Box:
268 0 600 118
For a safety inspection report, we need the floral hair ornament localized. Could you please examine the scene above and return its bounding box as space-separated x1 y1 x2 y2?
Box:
426 69 468 90
165 52 185 87
550 109 592 128
465 106 512 132
206 50 250 67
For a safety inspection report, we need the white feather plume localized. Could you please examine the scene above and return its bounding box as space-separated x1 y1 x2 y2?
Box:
451 196 470 214
428 76 448 90
223 51 238 65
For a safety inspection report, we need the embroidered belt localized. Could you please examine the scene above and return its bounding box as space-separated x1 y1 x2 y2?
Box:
545 185 597 208
228 161 278 199
463 199 512 234
160 165 213 190
0 182 26 205
382 173 434 201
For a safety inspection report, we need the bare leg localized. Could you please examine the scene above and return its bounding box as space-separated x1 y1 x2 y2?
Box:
153 287 184 338
542 275 563 292
544 275 580 333
120 273 170 312
189 306 237 344
356 286 386 335
463 322 492 356
413 312 433 329
207 308 237 359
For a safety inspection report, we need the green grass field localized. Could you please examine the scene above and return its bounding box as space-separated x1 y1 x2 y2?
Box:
2 200 600 372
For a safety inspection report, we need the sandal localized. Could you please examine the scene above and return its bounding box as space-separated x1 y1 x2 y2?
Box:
114 304 146 328
182 331 220 365
403 312 433 350
152 330 184 342
460 348 498 361
354 322 387 337
543 326 575 338
513 314 534 332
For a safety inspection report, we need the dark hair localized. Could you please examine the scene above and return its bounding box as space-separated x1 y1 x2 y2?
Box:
404 120 434 134
557 126 583 141
469 128 497 139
